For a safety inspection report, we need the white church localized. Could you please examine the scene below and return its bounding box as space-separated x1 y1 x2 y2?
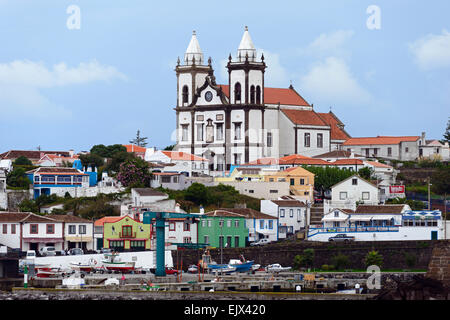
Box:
174 27 351 175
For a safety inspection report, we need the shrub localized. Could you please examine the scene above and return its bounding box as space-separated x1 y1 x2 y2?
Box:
404 252 417 268
293 248 315 269
365 250 383 268
332 253 350 270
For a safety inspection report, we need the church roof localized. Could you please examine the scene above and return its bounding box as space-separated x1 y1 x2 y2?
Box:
343 136 420 146
238 26 256 51
281 109 329 127
317 112 351 141
184 31 204 65
218 85 310 106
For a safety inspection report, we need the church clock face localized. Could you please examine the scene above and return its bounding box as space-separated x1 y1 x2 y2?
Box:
205 91 213 102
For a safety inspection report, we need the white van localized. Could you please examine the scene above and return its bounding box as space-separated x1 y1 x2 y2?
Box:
39 246 56 256
26 250 36 259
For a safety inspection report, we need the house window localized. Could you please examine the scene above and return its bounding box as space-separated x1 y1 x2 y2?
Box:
267 132 272 147
30 224 38 234
352 178 358 185
183 222 190 232
304 133 310 147
362 192 370 200
227 220 232 228
234 220 239 228
317 133 323 148
234 236 239 247
280 209 285 217
340 192 347 200
169 222 176 231
365 148 370 157
290 178 295 186
46 224 55 234
300 178 305 185
207 220 212 227
11 224 16 234
269 190 278 193
216 114 224 121
218 220 224 228
260 220 264 229
333 221 340 227
234 122 242 140
196 115 204 121
161 176 171 183
387 147 392 156
2 224 6 234
290 209 294 217
201 220 206 228
373 148 378 156
182 85 189 104
234 82 242 103
269 220 273 229
183 237 192 243
334 211 339 217
226 236 232 248
216 123 224 140
181 124 189 141
204 235 209 244
234 153 241 165
68 225 76 234
249 189 254 194
405 147 409 153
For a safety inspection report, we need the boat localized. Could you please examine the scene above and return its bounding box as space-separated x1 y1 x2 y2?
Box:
36 265 66 278
207 263 237 274
101 252 135 272
69 261 95 273
227 255 254 272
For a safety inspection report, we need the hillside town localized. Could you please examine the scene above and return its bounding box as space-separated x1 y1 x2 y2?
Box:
0 26 449 301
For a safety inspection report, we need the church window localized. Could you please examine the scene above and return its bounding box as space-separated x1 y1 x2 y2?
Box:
206 119 214 143
234 82 241 103
216 123 224 140
182 85 189 104
181 124 189 141
267 132 272 147
250 85 255 104
317 133 323 148
256 86 261 104
197 124 204 141
304 133 310 147
234 122 242 140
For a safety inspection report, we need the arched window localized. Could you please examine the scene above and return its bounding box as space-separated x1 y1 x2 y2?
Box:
256 86 261 104
182 85 189 104
250 85 255 104
234 82 241 103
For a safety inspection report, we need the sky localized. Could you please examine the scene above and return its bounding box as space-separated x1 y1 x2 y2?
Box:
0 0 449 153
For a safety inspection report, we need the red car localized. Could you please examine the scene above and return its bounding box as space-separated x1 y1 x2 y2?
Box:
165 267 180 275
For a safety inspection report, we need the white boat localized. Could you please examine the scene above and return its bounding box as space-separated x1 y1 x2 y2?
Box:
102 252 135 272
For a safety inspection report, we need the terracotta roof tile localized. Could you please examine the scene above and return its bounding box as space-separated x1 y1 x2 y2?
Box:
271 200 306 207
343 136 420 146
0 212 56 223
162 151 208 162
317 112 351 141
94 216 122 226
279 155 330 166
281 109 329 126
313 150 364 159
205 208 277 219
354 205 407 214
123 144 147 153
218 85 310 106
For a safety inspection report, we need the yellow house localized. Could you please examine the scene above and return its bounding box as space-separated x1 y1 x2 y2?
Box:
264 167 315 202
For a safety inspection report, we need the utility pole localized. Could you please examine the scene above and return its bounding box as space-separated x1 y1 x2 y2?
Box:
445 193 447 240
427 177 431 210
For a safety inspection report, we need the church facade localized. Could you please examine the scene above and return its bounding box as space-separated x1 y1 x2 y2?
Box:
174 27 350 175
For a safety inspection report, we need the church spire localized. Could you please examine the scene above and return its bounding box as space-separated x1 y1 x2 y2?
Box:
237 26 256 62
184 30 204 66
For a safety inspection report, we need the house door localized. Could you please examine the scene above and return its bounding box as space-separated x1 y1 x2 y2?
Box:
431 231 438 240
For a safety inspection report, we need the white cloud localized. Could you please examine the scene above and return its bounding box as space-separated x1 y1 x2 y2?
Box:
409 29 450 70
0 59 127 118
300 30 354 58
299 57 371 105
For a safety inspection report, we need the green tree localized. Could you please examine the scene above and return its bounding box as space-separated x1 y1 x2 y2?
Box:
293 248 315 269
78 153 104 170
184 183 209 206
431 166 450 195
358 167 373 181
365 250 383 268
442 117 450 144
302 165 355 194
6 167 30 189
90 144 127 158
129 130 148 147
164 144 176 151
331 253 350 270
18 199 39 213
14 156 32 166
105 151 135 173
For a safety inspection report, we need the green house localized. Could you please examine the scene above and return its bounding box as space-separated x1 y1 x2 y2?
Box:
103 215 151 252
198 210 249 248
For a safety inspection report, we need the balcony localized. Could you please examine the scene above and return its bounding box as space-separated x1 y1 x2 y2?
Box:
308 226 399 237
119 232 136 238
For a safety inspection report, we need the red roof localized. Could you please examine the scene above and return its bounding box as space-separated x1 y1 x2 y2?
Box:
343 136 420 146
94 216 122 227
123 144 147 153
331 159 364 165
161 151 208 162
317 112 351 141
241 157 279 166
281 109 329 126
279 154 330 166
218 85 310 106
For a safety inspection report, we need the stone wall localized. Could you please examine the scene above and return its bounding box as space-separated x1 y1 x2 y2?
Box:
426 241 450 287
173 240 442 271
6 190 32 211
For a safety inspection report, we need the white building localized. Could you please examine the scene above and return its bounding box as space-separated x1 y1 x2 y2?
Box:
325 175 379 213
147 150 210 177
419 136 450 161
166 217 198 250
46 214 94 251
309 205 443 242
174 27 348 175
0 169 7 210
260 199 309 239
342 136 421 161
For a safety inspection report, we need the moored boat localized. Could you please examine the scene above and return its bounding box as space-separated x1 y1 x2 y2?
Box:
102 252 135 272
228 255 254 272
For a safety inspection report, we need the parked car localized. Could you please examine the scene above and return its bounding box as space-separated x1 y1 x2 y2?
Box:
187 265 198 273
67 248 84 255
165 267 180 275
265 264 292 272
25 250 36 259
39 246 56 256
99 248 112 254
250 238 271 246
328 234 355 242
